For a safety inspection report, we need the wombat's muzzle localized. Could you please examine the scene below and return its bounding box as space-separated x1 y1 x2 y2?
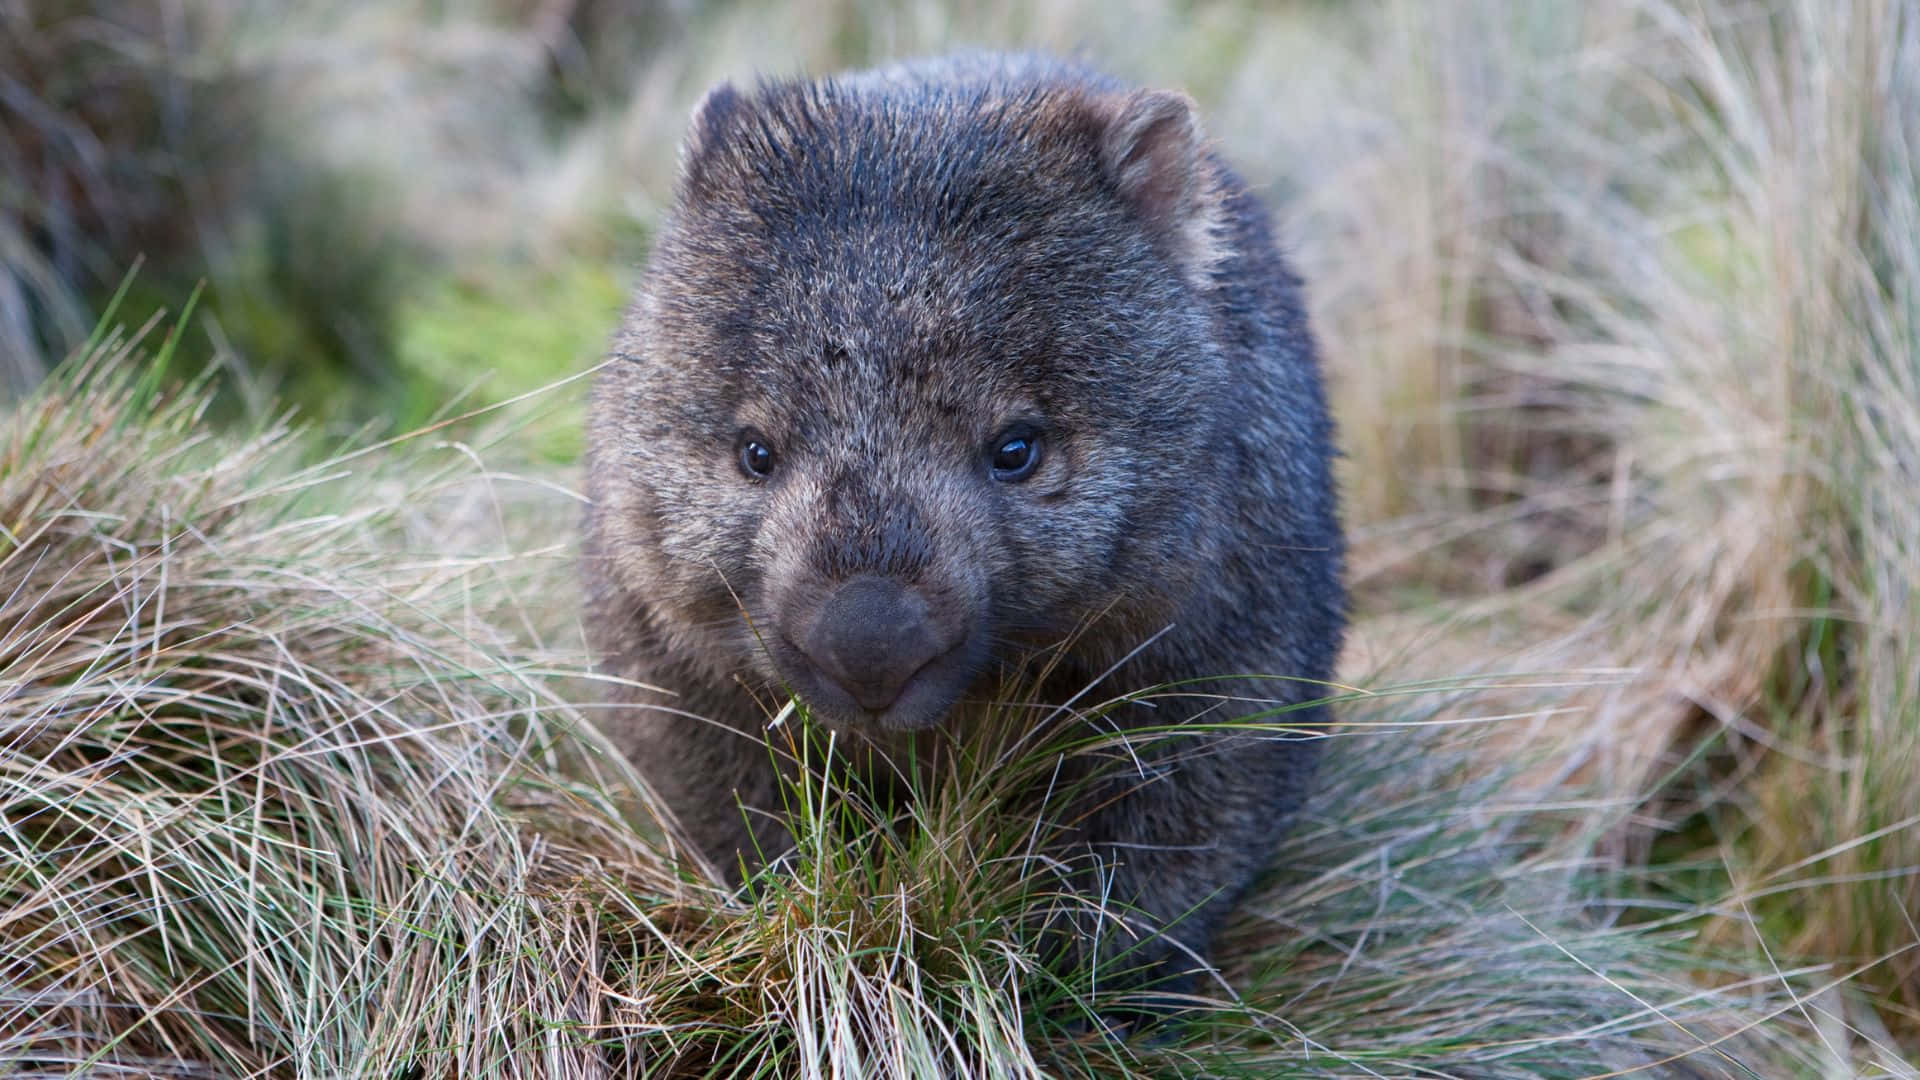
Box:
780 574 975 729
804 576 943 708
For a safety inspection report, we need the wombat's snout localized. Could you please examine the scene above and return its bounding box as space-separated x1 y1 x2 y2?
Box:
798 575 959 712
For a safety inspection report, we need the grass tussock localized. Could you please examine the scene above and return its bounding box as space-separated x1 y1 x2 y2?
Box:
0 348 1879 1077
0 340 674 1074
1279 0 1920 1038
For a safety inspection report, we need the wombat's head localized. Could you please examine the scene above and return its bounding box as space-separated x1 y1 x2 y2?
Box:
590 60 1240 732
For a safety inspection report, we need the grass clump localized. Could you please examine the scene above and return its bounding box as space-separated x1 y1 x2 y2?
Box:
0 340 672 1074
1213 0 1920 1048
0 343 1878 1075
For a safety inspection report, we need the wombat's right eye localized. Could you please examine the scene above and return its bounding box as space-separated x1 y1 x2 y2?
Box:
988 428 1041 483
736 432 777 479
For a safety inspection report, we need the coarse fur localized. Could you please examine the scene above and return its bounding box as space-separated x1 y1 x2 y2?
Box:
582 51 1345 1003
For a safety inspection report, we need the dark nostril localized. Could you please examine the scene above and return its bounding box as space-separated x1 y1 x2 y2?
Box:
802 576 950 711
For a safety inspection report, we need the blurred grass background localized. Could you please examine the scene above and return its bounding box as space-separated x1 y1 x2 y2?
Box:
4 0 1918 1074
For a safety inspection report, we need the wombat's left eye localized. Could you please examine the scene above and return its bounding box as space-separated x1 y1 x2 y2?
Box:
988 430 1041 482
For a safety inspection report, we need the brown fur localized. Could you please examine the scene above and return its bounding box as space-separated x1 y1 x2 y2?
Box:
582 52 1346 1001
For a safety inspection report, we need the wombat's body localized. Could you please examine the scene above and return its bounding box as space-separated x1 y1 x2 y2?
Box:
584 52 1344 995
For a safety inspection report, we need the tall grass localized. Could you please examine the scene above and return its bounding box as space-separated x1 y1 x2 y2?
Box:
1 340 1873 1076
1258 0 1920 1038
0 340 655 1074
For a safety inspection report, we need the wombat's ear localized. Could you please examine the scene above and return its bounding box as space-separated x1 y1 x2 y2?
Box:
678 81 746 203
1099 89 1228 289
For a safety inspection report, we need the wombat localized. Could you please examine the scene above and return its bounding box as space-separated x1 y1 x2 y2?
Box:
583 52 1345 1002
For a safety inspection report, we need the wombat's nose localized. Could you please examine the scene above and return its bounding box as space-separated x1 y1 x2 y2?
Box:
803 576 950 712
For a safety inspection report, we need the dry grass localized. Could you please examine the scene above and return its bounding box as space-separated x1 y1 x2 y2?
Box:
0 339 665 1074
1265 0 1920 1037
0 341 1864 1077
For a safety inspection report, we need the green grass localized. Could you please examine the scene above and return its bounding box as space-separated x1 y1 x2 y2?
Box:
391 265 631 462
